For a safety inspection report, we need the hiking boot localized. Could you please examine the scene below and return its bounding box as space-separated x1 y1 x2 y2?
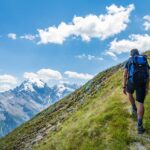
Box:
131 107 137 118
137 125 145 134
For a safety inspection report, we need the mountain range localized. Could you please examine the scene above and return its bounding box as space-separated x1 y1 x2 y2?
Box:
0 79 80 137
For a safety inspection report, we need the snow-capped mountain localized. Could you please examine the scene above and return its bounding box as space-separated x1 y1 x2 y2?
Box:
51 83 79 101
0 80 80 137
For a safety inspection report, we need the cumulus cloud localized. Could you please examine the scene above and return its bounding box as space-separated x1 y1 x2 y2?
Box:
7 33 17 40
38 4 134 44
76 54 103 61
20 34 38 41
24 68 62 82
143 15 150 31
0 84 12 92
37 69 62 80
38 22 73 44
0 74 17 84
105 51 118 60
23 72 38 80
0 74 18 92
64 71 94 80
106 34 150 56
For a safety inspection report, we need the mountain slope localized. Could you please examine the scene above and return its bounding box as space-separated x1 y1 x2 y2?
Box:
0 52 150 150
0 80 79 137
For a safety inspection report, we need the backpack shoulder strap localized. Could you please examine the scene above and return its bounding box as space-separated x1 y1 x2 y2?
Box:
127 57 134 70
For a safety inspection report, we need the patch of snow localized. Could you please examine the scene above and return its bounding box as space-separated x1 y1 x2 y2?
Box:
19 79 45 92
24 82 35 92
0 113 6 121
28 78 45 88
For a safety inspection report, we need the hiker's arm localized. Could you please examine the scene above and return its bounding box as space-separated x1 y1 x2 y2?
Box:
123 69 128 95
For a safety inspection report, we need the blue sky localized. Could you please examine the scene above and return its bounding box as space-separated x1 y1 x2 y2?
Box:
0 0 150 91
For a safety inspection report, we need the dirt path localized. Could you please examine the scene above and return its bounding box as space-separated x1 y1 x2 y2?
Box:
121 96 150 150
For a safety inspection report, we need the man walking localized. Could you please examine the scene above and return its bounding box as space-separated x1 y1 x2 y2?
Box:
123 49 149 134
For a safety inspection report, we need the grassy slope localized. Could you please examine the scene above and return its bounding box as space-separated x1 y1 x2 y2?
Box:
34 68 150 150
0 53 150 150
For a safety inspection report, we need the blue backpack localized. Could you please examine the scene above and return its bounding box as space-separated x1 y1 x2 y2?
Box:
128 55 149 87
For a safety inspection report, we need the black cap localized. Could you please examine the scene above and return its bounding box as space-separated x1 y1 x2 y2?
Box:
130 49 139 56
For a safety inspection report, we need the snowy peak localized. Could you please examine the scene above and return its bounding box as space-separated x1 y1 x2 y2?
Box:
16 79 46 92
52 83 80 99
54 83 80 91
26 78 45 88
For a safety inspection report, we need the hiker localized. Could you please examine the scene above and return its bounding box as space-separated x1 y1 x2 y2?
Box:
123 49 149 134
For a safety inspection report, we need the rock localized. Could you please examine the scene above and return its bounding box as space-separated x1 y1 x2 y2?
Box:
79 98 84 105
67 107 75 113
59 113 68 120
130 142 147 150
31 134 43 145
49 125 57 131
47 123 52 128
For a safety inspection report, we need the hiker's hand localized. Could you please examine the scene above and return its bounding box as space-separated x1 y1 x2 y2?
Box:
123 87 127 95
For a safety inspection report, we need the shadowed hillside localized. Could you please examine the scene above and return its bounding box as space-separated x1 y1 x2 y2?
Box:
0 52 150 150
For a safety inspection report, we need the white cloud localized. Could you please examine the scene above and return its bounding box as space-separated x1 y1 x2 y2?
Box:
37 69 62 81
0 84 12 92
76 54 103 61
7 33 17 40
107 34 150 55
105 51 118 60
24 68 62 82
64 71 94 80
38 4 134 44
0 74 18 92
20 34 37 41
143 15 150 31
0 74 17 84
23 72 38 80
38 22 74 44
